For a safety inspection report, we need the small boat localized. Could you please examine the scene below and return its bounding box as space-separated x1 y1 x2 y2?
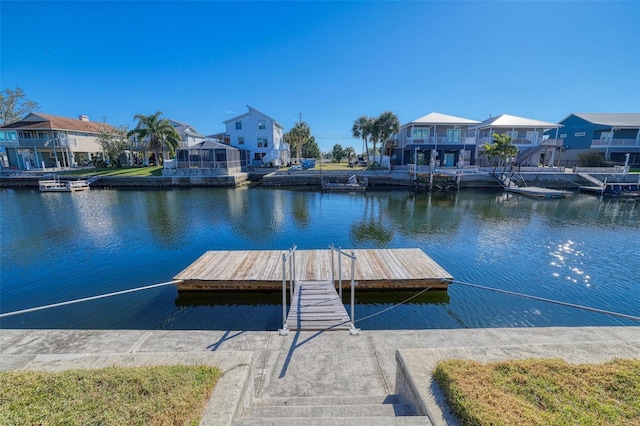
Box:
39 176 90 192
602 184 640 199
321 175 368 191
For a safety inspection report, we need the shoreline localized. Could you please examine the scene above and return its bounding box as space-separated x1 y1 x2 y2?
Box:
2 170 638 190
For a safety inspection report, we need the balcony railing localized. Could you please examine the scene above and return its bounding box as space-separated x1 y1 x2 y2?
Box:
591 139 640 148
407 136 476 146
0 138 78 148
478 136 543 146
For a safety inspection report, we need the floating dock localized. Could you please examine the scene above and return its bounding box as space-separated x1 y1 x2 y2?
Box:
174 248 453 291
505 186 572 199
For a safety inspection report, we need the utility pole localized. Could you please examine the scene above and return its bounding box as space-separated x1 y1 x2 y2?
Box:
299 113 302 123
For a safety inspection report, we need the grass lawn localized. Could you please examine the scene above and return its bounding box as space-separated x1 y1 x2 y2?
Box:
434 358 640 426
60 166 163 177
0 365 221 425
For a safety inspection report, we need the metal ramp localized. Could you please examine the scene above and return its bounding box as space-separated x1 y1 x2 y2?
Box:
279 245 360 335
492 168 572 199
285 280 352 331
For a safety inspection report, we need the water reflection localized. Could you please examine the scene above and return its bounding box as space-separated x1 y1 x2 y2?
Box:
2 187 639 330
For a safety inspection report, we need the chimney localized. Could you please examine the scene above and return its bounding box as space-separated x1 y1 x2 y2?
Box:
79 115 89 122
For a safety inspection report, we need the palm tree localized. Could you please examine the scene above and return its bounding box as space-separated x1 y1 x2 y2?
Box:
372 111 400 165
481 133 518 168
128 112 180 166
352 116 373 160
344 146 355 163
284 121 311 164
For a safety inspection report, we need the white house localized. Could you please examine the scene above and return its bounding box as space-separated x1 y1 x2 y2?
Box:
168 119 206 149
223 106 289 166
473 114 563 167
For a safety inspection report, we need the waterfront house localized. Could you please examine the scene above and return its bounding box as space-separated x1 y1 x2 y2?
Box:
473 114 563 167
391 112 480 167
163 140 250 176
168 119 206 149
222 106 289 167
0 113 110 170
551 113 640 167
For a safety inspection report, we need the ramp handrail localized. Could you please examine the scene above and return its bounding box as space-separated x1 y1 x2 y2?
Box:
279 245 297 336
329 245 360 335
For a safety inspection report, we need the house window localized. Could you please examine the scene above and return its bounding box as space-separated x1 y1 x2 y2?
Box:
257 137 268 148
238 136 244 145
0 131 17 141
254 152 265 161
412 127 429 140
446 129 461 144
18 131 32 139
600 132 611 140
258 120 266 130
235 121 242 130
525 131 539 143
560 134 567 138
575 132 586 137
506 131 519 140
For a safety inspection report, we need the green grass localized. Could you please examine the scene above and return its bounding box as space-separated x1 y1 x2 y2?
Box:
433 358 640 426
0 365 221 425
60 166 163 177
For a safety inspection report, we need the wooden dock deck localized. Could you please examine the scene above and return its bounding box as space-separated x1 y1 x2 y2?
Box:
174 248 453 291
285 280 352 331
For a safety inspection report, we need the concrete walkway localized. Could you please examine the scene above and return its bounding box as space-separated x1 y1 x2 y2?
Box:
2 326 639 425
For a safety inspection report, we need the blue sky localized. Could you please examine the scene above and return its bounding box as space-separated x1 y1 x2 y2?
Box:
2 1 639 152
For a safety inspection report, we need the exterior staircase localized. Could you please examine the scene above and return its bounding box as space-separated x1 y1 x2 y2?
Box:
232 394 432 425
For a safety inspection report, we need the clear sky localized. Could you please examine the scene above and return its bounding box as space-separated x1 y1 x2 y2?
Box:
2 1 639 152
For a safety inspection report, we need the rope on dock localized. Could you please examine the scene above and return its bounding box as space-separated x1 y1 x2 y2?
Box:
0 280 182 318
353 286 433 324
451 280 640 322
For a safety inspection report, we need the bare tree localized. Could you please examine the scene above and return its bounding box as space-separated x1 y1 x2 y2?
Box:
0 87 40 125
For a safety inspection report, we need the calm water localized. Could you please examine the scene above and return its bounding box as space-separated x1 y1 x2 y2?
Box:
1 186 639 330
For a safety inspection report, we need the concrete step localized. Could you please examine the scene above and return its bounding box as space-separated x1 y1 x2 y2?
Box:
251 395 401 407
232 416 432 425
240 402 414 418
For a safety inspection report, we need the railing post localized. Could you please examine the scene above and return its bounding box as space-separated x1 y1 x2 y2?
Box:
330 245 335 284
349 251 359 335
338 247 343 299
279 253 288 336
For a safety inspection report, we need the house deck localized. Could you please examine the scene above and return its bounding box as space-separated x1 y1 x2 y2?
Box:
174 248 453 291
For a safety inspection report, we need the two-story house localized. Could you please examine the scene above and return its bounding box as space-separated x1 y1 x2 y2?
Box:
473 114 563 167
552 113 640 167
168 119 206 149
392 112 480 167
222 106 289 166
0 113 110 170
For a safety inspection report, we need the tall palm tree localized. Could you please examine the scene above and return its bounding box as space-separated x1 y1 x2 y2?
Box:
481 132 518 168
352 116 373 160
372 111 400 165
128 112 180 166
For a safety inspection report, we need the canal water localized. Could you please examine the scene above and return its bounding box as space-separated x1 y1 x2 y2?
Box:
1 187 638 330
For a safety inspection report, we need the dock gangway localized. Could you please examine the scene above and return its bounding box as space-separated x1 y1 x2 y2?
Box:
279 245 359 335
